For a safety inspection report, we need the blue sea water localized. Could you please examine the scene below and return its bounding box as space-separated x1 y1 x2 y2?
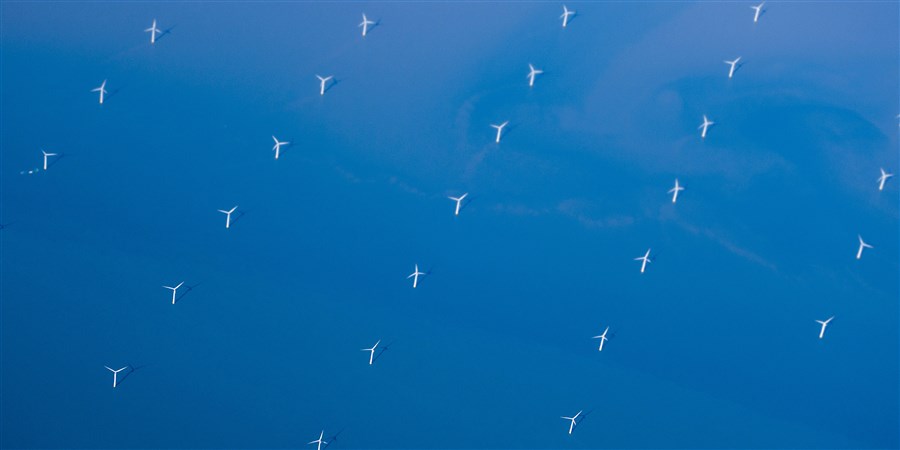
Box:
1 1 898 448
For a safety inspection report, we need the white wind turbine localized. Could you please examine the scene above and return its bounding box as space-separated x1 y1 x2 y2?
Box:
162 281 184 305
362 339 381 365
105 366 128 388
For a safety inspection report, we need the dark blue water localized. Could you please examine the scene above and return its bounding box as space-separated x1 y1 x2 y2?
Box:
2 2 898 448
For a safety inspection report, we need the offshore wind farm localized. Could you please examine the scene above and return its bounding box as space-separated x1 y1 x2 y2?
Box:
1 2 898 448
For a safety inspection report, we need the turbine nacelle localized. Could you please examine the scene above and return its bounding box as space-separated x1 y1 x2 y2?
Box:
448 193 469 216
560 5 575 28
91 80 108 104
698 115 714 139
490 121 509 143
407 264 426 288
272 136 290 159
668 179 684 203
856 235 873 260
105 365 129 388
316 75 334 96
359 13 376 37
877 168 893 191
145 19 161 44
218 206 239 229
361 339 381 365
561 410 582 434
41 149 58 170
751 2 765 23
815 316 834 339
724 57 742 79
634 249 652 273
307 430 327 450
592 326 610 351
163 281 185 304
527 64 543 87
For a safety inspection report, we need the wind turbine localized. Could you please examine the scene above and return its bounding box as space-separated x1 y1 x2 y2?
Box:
856 235 873 260
307 430 327 450
561 410 582 434
724 57 741 79
634 249 651 273
41 149 57 171
699 115 714 139
816 316 834 339
407 264 426 288
218 206 238 229
316 75 333 96
272 136 289 160
560 5 575 28
92 80 108 104
527 64 543 88
362 339 381 365
162 281 184 305
448 193 468 216
751 2 765 23
491 121 509 143
877 168 893 191
105 366 128 388
592 327 610 351
668 179 684 203
145 19 161 44
359 13 376 37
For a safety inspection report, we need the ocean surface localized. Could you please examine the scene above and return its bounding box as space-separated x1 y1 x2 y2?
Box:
1 1 898 448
